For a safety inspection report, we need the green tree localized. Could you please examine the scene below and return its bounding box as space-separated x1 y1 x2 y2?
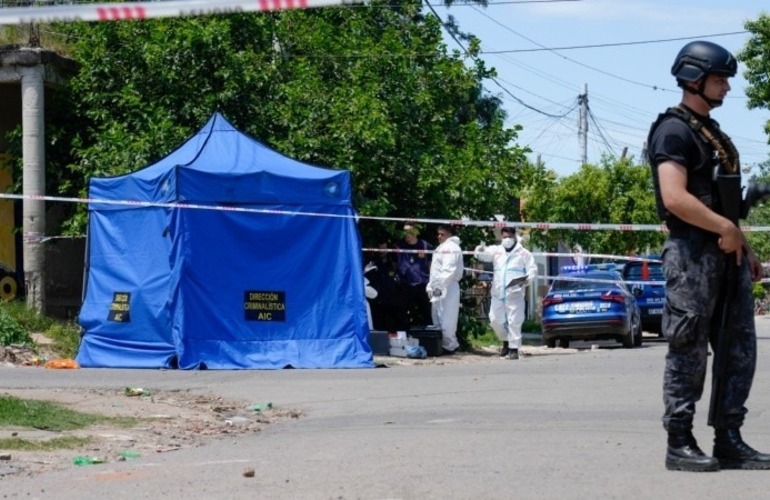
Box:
741 15 770 263
26 2 527 244
741 13 770 139
522 155 664 257
744 157 770 262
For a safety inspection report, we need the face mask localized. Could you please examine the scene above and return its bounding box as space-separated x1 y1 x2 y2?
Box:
502 237 515 249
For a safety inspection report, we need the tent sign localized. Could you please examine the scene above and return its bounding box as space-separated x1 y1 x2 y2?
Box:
108 292 131 322
244 291 286 322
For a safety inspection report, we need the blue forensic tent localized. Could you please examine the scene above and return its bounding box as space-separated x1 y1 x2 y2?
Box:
76 113 374 369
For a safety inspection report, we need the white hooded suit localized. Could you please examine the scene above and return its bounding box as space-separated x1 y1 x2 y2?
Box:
474 239 537 349
427 235 464 351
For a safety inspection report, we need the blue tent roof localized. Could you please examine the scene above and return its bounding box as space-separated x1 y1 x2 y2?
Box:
90 112 351 206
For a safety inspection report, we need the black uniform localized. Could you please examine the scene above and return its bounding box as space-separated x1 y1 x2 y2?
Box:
648 106 756 433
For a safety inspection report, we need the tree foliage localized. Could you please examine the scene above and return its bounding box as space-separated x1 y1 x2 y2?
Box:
741 13 770 139
745 157 770 262
735 14 770 263
31 1 529 245
522 155 664 257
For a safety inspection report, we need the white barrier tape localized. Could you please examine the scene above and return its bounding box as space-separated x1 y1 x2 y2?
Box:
0 0 363 26
8 192 770 233
5 192 770 262
362 247 663 262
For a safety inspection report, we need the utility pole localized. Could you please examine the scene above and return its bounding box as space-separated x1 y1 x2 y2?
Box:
578 83 588 165
20 62 46 314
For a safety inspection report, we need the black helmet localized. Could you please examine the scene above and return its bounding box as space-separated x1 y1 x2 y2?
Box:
671 41 736 82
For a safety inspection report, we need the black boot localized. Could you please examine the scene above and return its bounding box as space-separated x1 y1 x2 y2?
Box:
713 428 770 470
500 341 510 357
666 430 719 472
508 348 519 360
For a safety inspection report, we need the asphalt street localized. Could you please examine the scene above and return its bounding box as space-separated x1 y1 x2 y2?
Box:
3 319 770 499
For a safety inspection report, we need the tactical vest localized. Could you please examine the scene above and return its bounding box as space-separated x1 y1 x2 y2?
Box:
647 105 741 227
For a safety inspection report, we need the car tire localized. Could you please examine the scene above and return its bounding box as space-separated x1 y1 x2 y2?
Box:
633 322 643 347
558 338 569 349
621 324 635 349
545 337 556 348
0 274 17 301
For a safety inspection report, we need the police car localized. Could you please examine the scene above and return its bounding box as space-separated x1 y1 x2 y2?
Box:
621 257 665 336
541 265 642 349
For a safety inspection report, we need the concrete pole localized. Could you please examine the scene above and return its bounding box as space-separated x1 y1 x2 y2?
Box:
20 64 46 314
578 83 588 166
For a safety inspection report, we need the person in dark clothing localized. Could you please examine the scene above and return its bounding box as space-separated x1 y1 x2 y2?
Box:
396 223 433 328
366 242 407 332
648 40 770 472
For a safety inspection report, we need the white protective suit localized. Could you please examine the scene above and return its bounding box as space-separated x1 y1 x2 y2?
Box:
474 239 537 349
364 263 379 330
426 235 464 351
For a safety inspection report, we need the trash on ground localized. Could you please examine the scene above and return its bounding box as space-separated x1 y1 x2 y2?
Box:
118 450 141 460
44 358 80 369
73 456 107 466
251 402 273 412
124 387 150 397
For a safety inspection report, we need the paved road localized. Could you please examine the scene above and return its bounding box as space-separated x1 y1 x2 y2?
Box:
3 319 770 499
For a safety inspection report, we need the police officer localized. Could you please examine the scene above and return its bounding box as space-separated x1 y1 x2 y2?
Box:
648 40 770 472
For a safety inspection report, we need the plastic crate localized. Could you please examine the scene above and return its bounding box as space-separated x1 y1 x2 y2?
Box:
388 337 418 357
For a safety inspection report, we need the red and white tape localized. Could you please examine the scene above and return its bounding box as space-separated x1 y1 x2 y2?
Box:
0 0 361 25
4 192 770 233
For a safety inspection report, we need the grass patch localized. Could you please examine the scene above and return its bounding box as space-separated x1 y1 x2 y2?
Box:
0 395 137 431
43 321 82 359
464 319 544 350
0 436 92 451
466 326 500 350
0 299 82 358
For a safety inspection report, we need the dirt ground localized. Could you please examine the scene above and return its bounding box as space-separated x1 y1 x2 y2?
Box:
0 340 571 477
0 385 302 478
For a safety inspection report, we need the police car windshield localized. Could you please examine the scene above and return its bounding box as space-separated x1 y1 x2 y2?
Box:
624 263 664 280
551 272 623 292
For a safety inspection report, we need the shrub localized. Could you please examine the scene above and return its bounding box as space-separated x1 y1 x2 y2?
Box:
0 305 33 346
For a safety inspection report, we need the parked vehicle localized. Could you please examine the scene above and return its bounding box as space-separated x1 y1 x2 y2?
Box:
622 258 665 336
542 265 642 349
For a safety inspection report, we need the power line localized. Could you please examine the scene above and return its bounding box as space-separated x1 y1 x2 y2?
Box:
424 0 577 118
480 31 749 54
468 5 678 92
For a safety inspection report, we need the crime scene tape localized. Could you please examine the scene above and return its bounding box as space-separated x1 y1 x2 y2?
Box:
0 0 364 26
7 192 770 233
6 192 770 234
362 247 662 262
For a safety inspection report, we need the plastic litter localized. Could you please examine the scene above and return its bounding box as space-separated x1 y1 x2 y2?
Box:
251 402 273 412
73 456 107 466
44 358 80 369
124 387 150 397
405 345 428 359
119 450 141 460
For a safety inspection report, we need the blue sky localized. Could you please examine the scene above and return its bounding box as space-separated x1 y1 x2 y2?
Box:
430 0 769 178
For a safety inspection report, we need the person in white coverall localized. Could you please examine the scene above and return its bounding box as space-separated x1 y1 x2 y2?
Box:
426 224 464 354
364 262 379 330
474 227 537 360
